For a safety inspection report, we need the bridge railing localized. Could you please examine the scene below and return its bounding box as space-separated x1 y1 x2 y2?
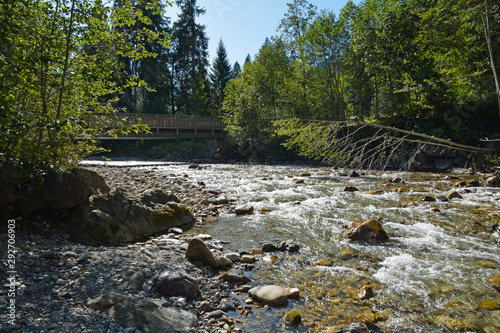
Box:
89 113 225 131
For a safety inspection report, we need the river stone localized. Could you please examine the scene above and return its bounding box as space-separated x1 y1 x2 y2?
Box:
278 240 300 253
344 186 359 192
88 292 196 333
155 269 200 299
224 252 240 262
121 270 146 292
445 190 463 200
248 285 288 307
240 254 256 263
284 310 302 327
218 256 233 267
70 189 195 245
488 275 500 292
186 237 219 268
287 288 301 299
219 272 251 284
484 175 500 187
235 205 254 215
261 243 277 252
345 219 389 242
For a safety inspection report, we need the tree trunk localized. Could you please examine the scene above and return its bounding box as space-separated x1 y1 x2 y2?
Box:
481 1 500 118
57 0 75 119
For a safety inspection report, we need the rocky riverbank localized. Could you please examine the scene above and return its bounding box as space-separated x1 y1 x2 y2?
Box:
2 162 500 333
0 164 307 333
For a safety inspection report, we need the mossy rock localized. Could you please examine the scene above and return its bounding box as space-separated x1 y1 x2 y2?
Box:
284 310 302 327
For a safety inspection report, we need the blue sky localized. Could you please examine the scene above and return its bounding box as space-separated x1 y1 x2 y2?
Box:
165 0 361 66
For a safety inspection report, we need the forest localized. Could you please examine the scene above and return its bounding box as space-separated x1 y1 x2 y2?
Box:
1 0 499 170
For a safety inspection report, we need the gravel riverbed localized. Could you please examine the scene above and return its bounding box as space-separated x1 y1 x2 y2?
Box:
0 164 249 333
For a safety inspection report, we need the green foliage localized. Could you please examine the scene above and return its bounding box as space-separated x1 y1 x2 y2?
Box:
221 0 499 159
0 0 170 171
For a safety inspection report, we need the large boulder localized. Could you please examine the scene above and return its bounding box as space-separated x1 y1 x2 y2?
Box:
72 167 110 195
41 170 90 212
70 189 195 245
155 269 200 299
88 292 196 333
345 219 389 242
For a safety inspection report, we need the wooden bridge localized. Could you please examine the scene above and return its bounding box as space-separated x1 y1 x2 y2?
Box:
94 113 226 140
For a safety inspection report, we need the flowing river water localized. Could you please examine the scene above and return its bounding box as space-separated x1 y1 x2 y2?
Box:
86 161 500 332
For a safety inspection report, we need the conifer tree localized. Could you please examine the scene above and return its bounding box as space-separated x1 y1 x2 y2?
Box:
210 39 232 110
232 61 241 79
172 0 209 115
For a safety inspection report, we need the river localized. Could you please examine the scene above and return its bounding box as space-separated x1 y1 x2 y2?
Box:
83 160 500 332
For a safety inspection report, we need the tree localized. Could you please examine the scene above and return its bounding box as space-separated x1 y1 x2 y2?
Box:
278 0 317 118
232 61 241 79
172 0 209 116
210 39 232 111
244 54 252 65
0 0 169 170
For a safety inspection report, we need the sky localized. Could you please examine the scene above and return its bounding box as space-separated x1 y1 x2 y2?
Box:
165 0 361 66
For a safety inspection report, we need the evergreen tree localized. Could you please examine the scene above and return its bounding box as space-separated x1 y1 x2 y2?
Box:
210 39 232 111
232 61 241 79
244 54 252 65
172 0 210 116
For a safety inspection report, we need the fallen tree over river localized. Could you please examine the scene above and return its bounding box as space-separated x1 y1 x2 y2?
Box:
275 118 496 171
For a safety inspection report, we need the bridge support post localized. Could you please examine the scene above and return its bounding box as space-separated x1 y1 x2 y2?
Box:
215 138 226 149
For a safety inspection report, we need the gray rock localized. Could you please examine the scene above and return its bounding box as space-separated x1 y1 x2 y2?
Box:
278 240 300 253
72 168 110 195
218 272 251 284
140 189 180 207
261 243 277 252
248 285 288 307
42 170 90 211
484 175 500 187
70 189 195 245
121 271 146 292
185 237 219 268
240 254 255 263
435 159 454 171
155 269 200 299
224 253 240 262
235 205 254 216
88 292 196 333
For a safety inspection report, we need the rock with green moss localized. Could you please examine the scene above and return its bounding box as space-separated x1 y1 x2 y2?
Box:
284 310 302 327
70 188 195 245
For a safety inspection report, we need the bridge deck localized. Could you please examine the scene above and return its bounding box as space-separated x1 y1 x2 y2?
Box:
91 113 226 140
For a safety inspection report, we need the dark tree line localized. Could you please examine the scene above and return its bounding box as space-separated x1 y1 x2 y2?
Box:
114 0 239 116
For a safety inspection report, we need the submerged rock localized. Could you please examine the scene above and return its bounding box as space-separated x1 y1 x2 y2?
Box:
345 219 389 242
488 275 500 292
284 310 302 327
88 292 196 333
